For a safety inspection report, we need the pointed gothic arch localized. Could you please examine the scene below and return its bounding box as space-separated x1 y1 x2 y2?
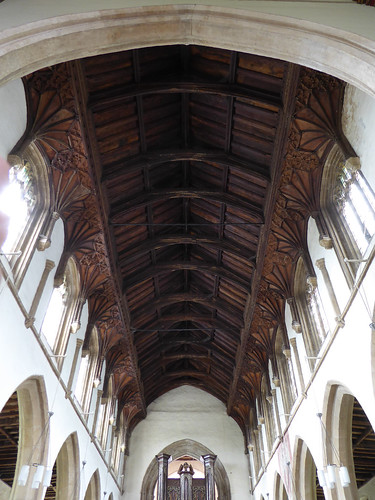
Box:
293 437 324 500
323 383 358 499
274 472 288 500
140 439 231 500
84 469 101 500
9 376 50 500
44 431 80 499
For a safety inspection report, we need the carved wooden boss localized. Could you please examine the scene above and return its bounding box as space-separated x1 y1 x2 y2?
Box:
20 46 349 440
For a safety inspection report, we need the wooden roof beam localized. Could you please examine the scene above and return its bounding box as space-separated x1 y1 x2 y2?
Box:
119 234 256 266
89 81 282 112
123 261 252 293
132 293 244 324
102 149 270 183
111 189 264 222
132 314 241 337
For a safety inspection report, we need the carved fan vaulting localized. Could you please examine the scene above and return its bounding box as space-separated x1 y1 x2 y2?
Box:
21 45 348 434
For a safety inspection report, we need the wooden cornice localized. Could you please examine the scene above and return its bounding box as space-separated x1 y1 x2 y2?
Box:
69 59 147 418
227 62 301 415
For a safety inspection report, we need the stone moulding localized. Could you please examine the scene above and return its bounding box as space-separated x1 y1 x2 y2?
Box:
0 5 375 95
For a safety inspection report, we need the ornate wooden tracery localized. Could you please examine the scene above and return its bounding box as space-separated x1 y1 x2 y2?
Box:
20 46 348 437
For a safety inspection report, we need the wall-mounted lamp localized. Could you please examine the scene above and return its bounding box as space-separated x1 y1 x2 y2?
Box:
316 413 351 489
17 412 54 487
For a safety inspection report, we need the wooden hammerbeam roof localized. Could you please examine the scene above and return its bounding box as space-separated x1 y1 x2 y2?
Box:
21 45 349 435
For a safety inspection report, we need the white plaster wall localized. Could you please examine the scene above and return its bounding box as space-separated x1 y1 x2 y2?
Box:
0 79 26 161
124 386 251 500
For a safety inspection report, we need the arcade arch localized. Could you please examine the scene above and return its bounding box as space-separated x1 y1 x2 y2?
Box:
274 472 288 500
44 432 80 499
293 438 324 500
84 469 101 500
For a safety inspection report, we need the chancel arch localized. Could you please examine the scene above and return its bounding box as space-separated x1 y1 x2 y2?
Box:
1 5 375 102
140 439 230 500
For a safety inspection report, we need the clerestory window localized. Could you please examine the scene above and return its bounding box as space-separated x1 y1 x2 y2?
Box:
334 159 375 255
294 257 329 367
0 147 50 285
75 327 99 415
41 257 80 358
0 160 36 254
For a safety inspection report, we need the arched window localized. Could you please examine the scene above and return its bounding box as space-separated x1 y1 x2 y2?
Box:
249 411 262 479
274 327 298 416
294 258 329 365
111 410 125 476
41 257 80 357
321 148 375 279
260 375 277 455
75 327 99 415
0 146 50 284
334 158 375 255
95 375 114 450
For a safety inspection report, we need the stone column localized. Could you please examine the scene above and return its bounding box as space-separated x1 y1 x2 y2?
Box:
202 454 216 500
156 453 170 500
271 389 282 437
289 338 305 393
25 259 55 328
66 338 83 395
316 258 343 323
178 462 194 500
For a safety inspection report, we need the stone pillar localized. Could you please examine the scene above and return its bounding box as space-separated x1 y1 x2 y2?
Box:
202 454 216 500
316 258 343 323
66 338 83 395
156 453 170 500
271 389 282 437
178 462 194 500
289 337 305 393
25 259 55 328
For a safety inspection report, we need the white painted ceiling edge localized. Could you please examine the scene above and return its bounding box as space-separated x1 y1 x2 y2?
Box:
0 4 375 96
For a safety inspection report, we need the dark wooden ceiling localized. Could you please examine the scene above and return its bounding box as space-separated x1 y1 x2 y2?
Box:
19 44 352 435
81 46 286 405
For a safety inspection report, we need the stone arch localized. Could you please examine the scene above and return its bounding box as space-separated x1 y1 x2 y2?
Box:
84 469 101 500
45 431 80 499
9 376 49 500
140 438 231 500
274 472 288 500
323 383 357 499
1 6 375 98
293 437 323 500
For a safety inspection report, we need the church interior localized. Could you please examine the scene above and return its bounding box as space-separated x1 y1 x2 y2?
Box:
1 2 375 499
